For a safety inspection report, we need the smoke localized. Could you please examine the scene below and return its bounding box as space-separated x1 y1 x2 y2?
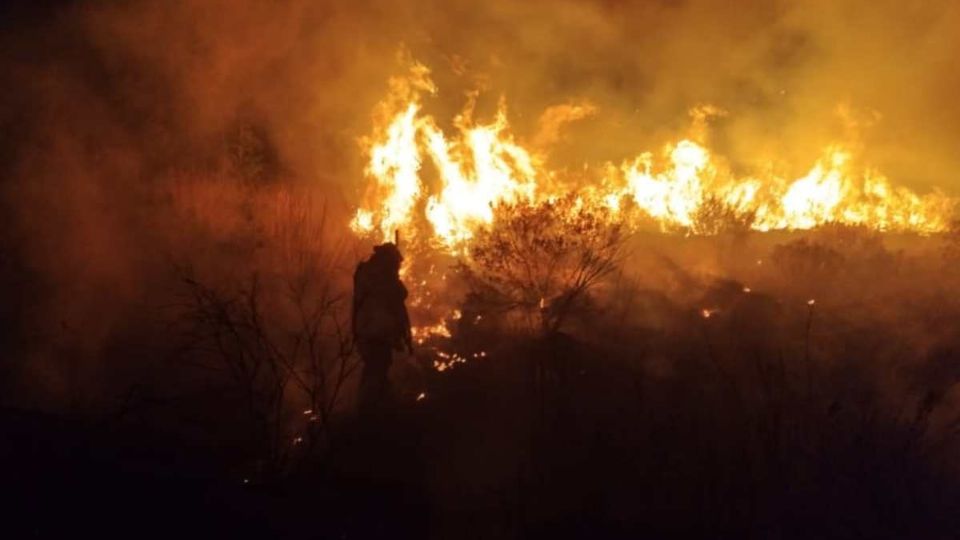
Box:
1 0 958 407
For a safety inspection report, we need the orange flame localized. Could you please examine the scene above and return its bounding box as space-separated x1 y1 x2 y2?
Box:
351 61 955 369
351 61 953 250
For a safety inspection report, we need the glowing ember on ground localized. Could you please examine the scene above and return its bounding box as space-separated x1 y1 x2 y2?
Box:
412 320 452 345
433 351 469 372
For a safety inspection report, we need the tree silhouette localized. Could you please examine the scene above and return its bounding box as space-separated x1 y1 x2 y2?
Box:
459 195 626 335
177 194 356 479
689 195 756 236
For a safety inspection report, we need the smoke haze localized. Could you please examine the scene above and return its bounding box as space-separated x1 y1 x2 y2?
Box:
2 0 959 406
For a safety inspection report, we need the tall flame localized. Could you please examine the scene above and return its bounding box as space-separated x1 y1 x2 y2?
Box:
351 61 954 252
421 99 538 248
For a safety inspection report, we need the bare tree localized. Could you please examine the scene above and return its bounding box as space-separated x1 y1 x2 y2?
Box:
943 219 960 264
459 195 626 335
689 195 756 237
176 192 357 480
771 238 844 282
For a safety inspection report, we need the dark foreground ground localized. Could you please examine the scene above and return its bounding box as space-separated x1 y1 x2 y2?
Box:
6 227 960 539
6 321 960 539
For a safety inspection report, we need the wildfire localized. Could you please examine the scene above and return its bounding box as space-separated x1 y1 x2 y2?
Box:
350 59 956 370
351 60 954 251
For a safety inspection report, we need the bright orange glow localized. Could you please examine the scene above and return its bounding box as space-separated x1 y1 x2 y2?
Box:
412 320 451 345
350 61 956 370
351 61 953 250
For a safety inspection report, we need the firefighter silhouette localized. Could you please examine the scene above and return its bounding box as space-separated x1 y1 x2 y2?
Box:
352 241 413 415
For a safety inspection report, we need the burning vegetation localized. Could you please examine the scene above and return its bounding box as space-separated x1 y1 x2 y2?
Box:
352 60 953 248
349 59 957 370
4 0 960 537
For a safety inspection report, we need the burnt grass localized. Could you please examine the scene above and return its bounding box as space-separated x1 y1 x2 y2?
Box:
5 234 960 539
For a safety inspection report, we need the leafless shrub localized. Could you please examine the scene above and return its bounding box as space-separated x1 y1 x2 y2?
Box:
689 195 756 236
458 195 626 335
811 222 897 270
942 219 960 266
771 238 844 285
176 191 356 479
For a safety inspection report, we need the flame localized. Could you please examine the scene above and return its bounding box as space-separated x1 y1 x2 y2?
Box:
412 320 451 344
422 100 538 248
621 141 712 227
350 60 956 369
352 61 953 251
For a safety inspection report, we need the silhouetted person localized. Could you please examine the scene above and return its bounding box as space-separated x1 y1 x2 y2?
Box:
352 242 413 417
